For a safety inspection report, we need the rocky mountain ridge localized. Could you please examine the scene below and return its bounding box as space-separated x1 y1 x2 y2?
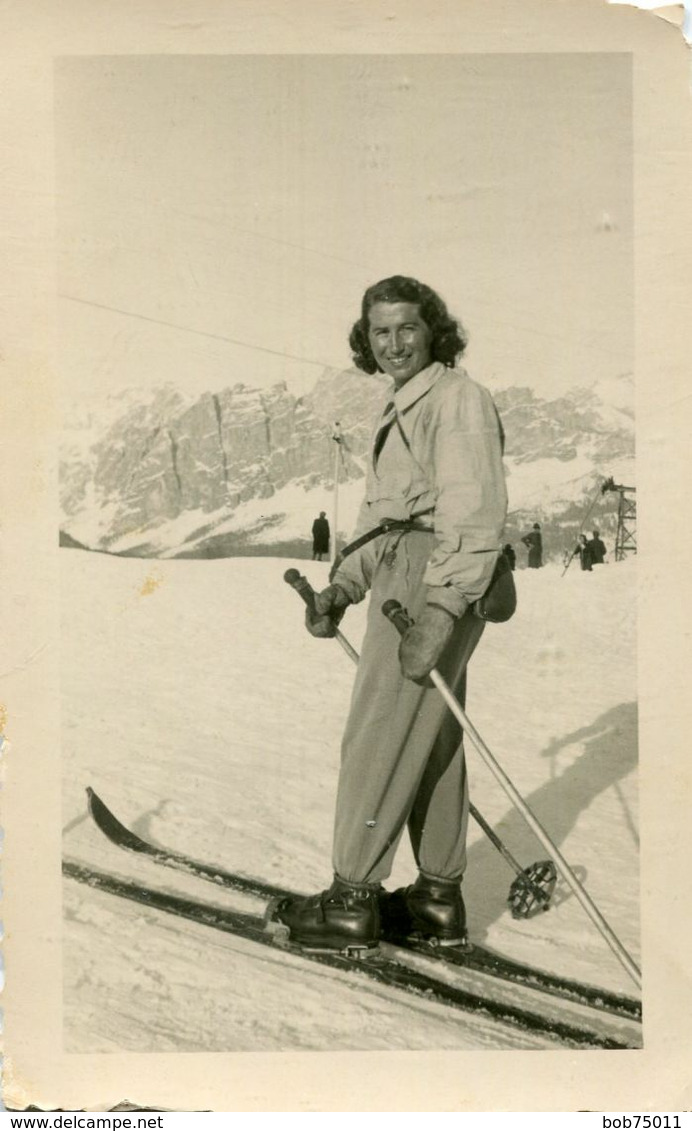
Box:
60 369 635 560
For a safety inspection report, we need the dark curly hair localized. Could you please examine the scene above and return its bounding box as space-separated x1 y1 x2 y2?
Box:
349 275 468 375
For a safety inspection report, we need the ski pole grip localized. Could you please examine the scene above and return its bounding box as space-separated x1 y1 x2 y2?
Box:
284 568 318 615
381 599 414 636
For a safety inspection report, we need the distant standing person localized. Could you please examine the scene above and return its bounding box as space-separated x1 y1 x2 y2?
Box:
311 511 331 561
521 523 543 569
588 529 607 565
503 543 516 571
573 533 593 572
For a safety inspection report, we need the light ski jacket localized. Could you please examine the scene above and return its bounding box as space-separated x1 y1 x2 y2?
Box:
334 361 507 618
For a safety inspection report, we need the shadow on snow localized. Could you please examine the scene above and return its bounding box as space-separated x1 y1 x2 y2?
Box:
464 699 638 940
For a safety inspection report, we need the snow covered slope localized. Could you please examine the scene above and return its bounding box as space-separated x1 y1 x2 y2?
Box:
62 549 639 1052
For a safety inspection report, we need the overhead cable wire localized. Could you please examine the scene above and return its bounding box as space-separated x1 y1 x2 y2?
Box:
59 293 345 371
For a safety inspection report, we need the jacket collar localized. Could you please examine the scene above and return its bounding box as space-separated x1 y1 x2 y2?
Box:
392 361 447 414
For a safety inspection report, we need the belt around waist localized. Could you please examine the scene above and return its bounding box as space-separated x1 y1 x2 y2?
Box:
330 513 434 580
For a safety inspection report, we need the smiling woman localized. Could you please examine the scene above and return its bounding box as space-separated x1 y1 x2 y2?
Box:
367 302 432 388
268 275 508 955
349 275 468 384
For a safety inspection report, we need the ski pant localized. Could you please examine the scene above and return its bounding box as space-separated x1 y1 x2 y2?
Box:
332 530 485 886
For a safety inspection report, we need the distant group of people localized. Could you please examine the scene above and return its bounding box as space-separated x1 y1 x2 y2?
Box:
498 523 542 573
572 530 607 572
500 524 608 574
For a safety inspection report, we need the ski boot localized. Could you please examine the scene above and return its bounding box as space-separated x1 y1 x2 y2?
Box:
379 872 470 949
265 875 381 959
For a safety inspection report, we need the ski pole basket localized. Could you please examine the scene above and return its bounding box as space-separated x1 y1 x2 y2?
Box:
508 860 557 919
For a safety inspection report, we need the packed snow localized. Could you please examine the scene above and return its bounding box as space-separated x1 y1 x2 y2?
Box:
61 548 639 1052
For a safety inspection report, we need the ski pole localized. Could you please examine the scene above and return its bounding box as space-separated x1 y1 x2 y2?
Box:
382 598 642 991
283 568 556 917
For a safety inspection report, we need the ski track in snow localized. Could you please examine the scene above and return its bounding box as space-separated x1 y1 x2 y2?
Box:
62 550 639 1052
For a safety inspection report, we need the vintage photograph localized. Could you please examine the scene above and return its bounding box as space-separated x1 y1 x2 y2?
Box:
3 0 692 1111
56 52 641 1054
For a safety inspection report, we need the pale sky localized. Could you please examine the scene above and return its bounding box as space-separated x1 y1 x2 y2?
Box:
56 53 632 405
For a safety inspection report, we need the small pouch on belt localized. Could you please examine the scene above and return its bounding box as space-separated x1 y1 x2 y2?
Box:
472 552 517 623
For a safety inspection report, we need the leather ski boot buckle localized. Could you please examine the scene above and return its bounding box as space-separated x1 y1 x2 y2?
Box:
300 940 381 961
431 933 471 951
410 930 471 952
340 942 381 961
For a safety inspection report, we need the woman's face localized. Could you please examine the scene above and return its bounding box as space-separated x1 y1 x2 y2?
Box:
366 301 433 387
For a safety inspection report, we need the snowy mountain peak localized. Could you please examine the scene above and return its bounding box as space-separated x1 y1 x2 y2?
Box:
60 368 634 560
